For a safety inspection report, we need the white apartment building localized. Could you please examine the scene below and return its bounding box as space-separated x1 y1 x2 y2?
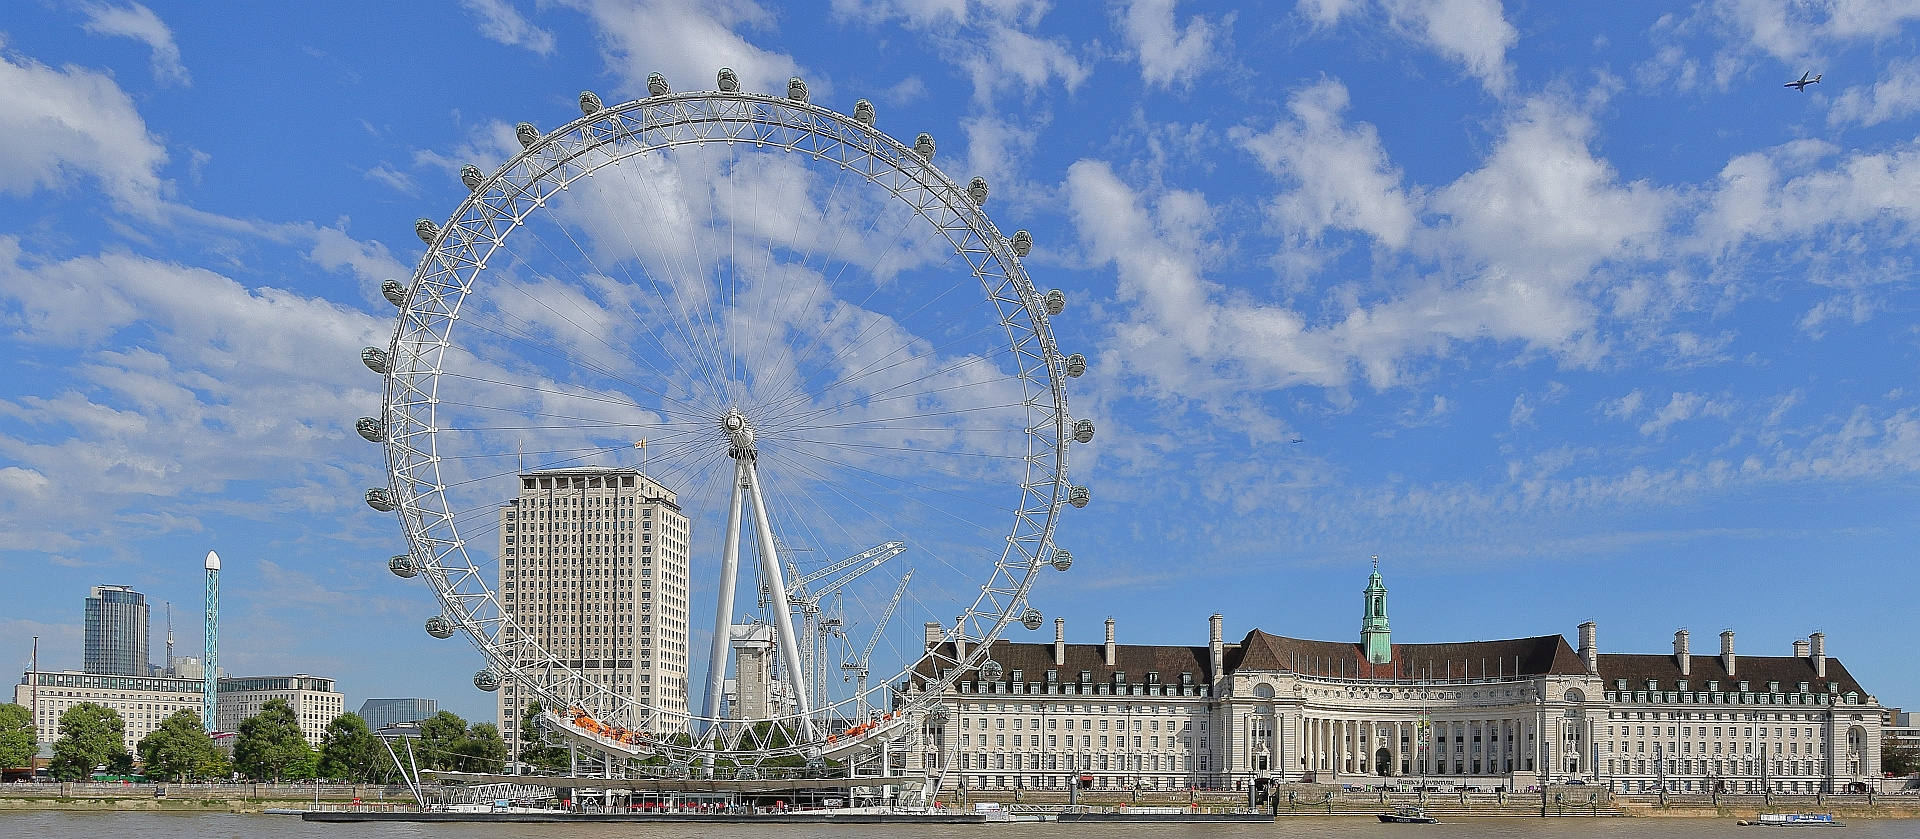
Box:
214 675 345 746
16 671 344 752
496 467 691 758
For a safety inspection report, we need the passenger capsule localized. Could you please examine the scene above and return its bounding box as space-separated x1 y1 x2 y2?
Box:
425 615 455 639
381 279 407 307
1012 230 1033 258
1064 353 1087 378
853 99 875 126
1067 485 1090 508
579 90 603 114
1043 288 1065 315
460 165 484 191
967 177 989 206
981 659 1003 680
474 669 502 691
1073 418 1095 444
414 218 439 244
913 133 935 161
648 73 671 97
1050 549 1073 571
356 417 384 443
717 68 740 92
787 77 809 103
389 554 418 578
1021 608 1044 631
515 122 540 149
361 347 390 374
365 488 395 512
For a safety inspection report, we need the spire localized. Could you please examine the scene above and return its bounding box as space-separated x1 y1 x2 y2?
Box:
1362 556 1391 665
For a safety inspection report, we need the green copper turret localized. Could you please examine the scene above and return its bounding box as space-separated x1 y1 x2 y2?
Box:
1362 557 1390 665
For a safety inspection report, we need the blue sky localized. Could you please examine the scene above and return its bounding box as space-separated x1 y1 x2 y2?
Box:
5 0 1920 724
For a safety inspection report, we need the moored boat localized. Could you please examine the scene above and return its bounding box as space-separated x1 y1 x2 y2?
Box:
1751 813 1843 827
1378 806 1439 824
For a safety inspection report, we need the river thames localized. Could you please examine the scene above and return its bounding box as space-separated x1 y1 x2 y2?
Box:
8 813 1920 839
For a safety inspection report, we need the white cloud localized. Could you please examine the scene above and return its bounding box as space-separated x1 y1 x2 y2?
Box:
1695 138 1920 252
1636 391 1733 437
0 237 390 550
1072 90 1675 422
1303 0 1519 96
1115 0 1226 89
80 2 189 86
0 50 168 213
461 0 559 55
1828 58 1920 127
562 0 806 101
1232 79 1418 249
1707 0 1920 63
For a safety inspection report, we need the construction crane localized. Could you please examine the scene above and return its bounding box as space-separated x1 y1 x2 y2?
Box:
843 569 913 725
779 540 908 723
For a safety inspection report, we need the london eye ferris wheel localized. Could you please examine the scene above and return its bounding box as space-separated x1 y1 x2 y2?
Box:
357 69 1092 769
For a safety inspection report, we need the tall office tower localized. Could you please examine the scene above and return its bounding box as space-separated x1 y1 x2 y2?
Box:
497 467 691 761
84 585 149 676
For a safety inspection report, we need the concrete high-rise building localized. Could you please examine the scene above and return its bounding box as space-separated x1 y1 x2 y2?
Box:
496 467 691 758
84 585 149 677
358 698 438 730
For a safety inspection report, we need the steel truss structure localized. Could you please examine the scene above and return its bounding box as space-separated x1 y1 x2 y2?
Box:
368 75 1085 770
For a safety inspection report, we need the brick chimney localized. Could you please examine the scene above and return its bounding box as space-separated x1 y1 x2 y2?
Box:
954 616 967 661
1720 630 1736 677
1577 621 1598 675
1209 614 1225 688
1053 617 1067 666
1793 639 1810 658
925 621 944 650
1104 618 1116 667
1810 632 1825 678
1674 629 1690 676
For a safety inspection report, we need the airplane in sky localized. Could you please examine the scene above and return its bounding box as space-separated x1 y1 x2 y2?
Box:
1785 71 1822 91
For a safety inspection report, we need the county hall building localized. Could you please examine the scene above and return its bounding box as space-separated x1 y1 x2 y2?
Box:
910 567 1884 795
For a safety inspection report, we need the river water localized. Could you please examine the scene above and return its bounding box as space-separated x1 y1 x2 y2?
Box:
7 813 1920 839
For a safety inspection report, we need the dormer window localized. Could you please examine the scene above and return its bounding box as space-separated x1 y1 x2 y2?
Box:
1046 670 1058 683
1646 680 1659 691
1010 670 1023 683
1080 671 1092 683
1768 681 1779 693
1798 682 1809 693
1616 679 1628 690
1147 672 1161 684
1708 681 1719 691
1113 671 1126 684
1181 672 1194 686
1677 680 1689 691
1738 681 1750 692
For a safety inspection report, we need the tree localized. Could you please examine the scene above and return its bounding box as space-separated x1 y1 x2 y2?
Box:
1886 744 1919 777
49 703 128 781
233 698 310 782
137 710 226 781
0 703 35 770
319 713 380 781
416 710 471 771
518 702 569 772
452 723 507 773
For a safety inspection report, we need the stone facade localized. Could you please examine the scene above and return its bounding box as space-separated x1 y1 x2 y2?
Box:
908 570 1883 795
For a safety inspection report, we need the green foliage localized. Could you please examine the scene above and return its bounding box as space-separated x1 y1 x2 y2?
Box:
318 712 381 782
1886 744 1920 777
49 703 128 781
136 710 226 781
518 702 570 772
233 698 311 782
397 710 511 774
416 710 471 771
0 703 35 769
453 723 507 772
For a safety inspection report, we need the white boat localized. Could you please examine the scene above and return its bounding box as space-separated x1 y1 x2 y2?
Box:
1755 813 1844 827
